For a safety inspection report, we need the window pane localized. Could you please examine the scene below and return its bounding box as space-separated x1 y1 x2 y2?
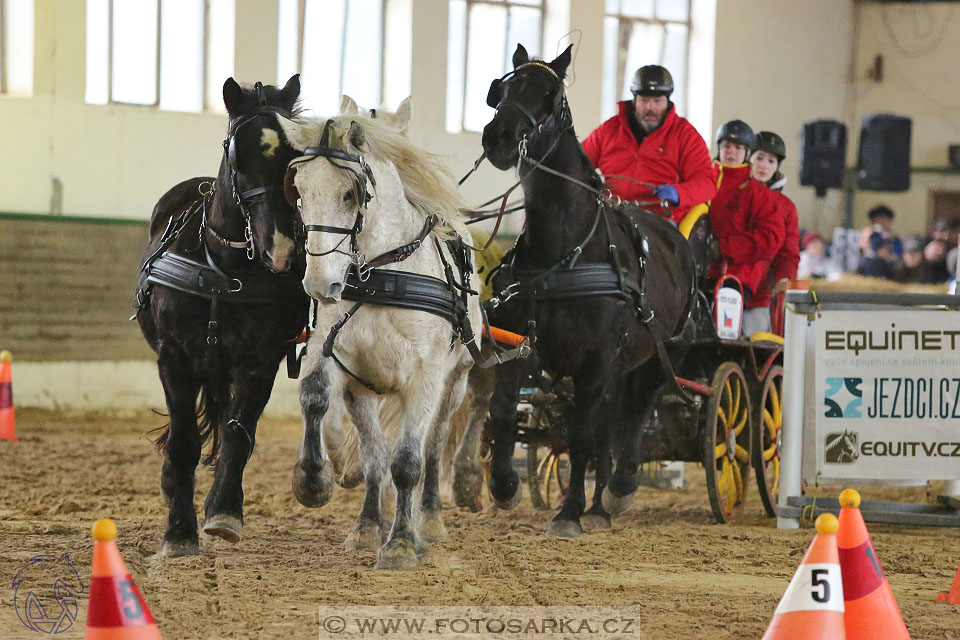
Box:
160 0 204 112
112 0 159 104
601 16 619 120
86 0 109 103
663 23 687 116
621 21 663 101
445 0 466 132
463 3 506 132
506 5 540 70
300 0 345 114
382 0 411 107
205 0 235 112
605 0 620 13
620 0 654 18
4 0 33 95
510 0 542 5
656 0 689 22
341 0 383 109
277 0 299 83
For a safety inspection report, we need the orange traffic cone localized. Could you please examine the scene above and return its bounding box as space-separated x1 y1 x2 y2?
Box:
938 564 960 605
837 489 910 639
762 513 846 640
0 350 17 441
85 519 163 639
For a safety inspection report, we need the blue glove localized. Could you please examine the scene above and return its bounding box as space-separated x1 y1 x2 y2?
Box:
653 184 680 206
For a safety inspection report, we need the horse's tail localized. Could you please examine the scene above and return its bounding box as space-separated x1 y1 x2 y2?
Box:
149 385 225 467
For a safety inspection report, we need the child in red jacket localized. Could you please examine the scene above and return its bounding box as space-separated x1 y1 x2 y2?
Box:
708 120 784 336
746 131 800 335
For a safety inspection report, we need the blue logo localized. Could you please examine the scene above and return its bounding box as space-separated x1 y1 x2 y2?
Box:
824 377 863 418
11 553 84 634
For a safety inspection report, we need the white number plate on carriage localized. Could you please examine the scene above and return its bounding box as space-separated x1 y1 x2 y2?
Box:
814 310 960 480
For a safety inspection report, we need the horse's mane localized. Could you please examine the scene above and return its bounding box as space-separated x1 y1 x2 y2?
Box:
294 114 468 233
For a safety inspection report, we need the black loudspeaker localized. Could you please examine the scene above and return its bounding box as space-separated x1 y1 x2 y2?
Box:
857 114 911 192
799 120 847 197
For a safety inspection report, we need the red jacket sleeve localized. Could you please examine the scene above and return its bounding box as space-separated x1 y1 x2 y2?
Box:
770 194 800 282
671 122 717 209
581 122 605 166
720 184 784 263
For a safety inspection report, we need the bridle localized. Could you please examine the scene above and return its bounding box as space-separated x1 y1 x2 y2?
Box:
206 81 295 260
287 119 377 279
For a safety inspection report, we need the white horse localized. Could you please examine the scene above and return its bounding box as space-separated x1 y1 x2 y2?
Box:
281 113 481 569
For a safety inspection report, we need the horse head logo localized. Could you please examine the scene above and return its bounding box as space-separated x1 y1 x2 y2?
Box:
824 430 860 464
12 553 84 634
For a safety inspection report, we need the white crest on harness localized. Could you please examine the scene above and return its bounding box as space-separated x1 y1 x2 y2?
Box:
260 128 280 158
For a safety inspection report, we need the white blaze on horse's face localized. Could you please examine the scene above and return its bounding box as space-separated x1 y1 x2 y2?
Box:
259 128 280 158
295 159 360 301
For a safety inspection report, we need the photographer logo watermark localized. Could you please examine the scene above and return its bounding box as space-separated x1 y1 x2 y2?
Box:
11 553 84 634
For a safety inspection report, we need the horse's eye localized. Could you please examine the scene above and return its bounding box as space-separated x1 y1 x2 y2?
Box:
343 191 354 203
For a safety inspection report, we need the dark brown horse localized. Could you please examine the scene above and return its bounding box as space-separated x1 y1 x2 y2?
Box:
135 76 309 556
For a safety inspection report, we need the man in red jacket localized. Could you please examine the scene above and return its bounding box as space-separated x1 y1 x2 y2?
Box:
708 120 784 336
747 131 800 335
581 65 716 222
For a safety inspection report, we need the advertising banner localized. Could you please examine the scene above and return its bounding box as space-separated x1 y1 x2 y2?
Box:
815 310 960 480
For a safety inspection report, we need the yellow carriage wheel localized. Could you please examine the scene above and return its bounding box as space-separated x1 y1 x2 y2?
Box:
703 362 752 524
526 445 570 510
753 365 783 518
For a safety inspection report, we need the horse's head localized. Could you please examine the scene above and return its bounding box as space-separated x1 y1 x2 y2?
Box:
218 74 302 272
283 119 389 301
481 44 572 170
340 94 413 134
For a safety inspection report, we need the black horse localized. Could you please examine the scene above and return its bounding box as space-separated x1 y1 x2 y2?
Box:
481 45 696 537
135 76 309 556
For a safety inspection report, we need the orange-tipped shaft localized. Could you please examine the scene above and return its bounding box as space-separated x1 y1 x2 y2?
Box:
0 350 17 442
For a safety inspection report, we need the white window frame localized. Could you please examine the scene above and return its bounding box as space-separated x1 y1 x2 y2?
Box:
604 0 692 119
279 0 388 115
86 0 230 112
447 0 546 134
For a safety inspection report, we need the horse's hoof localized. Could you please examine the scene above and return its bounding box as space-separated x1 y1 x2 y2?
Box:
345 526 382 552
601 486 635 516
202 515 242 543
375 538 420 570
491 480 523 511
545 519 583 539
453 466 483 511
337 470 363 489
420 515 447 543
292 460 334 508
159 539 200 557
580 514 612 531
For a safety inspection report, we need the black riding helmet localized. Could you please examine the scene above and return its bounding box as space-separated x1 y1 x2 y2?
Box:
716 119 755 152
630 65 673 98
754 131 786 161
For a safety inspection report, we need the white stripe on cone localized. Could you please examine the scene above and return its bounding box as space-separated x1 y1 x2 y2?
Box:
774 563 845 614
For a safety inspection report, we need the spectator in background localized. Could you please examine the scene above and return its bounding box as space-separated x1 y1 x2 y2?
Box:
859 205 902 259
896 235 927 283
923 238 951 282
798 232 841 280
857 234 900 280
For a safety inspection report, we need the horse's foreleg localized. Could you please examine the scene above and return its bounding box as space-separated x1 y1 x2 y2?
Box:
604 362 658 514
452 365 495 511
292 358 336 508
343 388 388 551
486 359 525 509
581 380 620 531
157 343 202 557
420 358 472 543
202 359 278 543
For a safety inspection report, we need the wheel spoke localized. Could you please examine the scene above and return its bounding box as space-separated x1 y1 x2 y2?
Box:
718 458 730 493
763 407 776 435
715 442 727 461
733 397 749 436
730 378 741 423
771 382 782 425
717 406 728 428
735 444 749 463
726 460 739 513
771 456 780 496
763 443 777 462
732 459 744 502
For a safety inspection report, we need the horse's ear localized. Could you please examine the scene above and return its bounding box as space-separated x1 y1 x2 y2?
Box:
348 121 366 150
340 94 359 115
393 97 412 131
512 43 529 68
549 44 573 79
283 166 300 207
223 77 243 114
279 74 300 111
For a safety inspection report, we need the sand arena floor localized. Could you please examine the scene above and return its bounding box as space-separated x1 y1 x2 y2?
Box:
0 409 958 639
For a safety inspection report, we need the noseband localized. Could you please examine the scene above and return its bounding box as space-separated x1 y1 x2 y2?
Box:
213 82 295 260
288 119 377 278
